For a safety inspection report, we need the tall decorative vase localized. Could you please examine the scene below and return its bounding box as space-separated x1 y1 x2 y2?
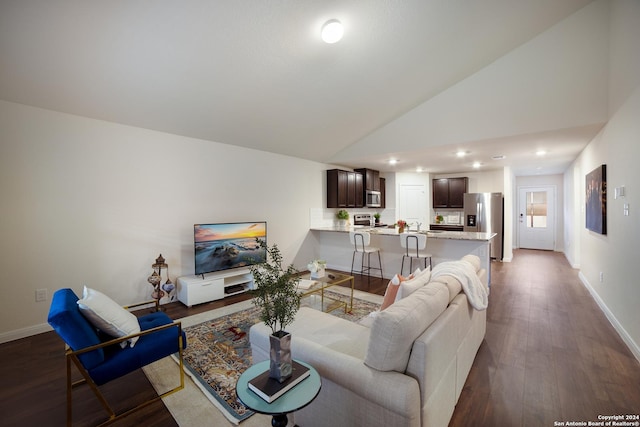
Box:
269 331 293 383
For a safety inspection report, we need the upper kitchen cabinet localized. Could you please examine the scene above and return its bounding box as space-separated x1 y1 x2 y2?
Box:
432 177 468 209
379 177 386 209
327 169 363 208
354 168 380 191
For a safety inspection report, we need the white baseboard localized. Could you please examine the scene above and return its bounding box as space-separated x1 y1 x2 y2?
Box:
0 323 52 344
563 251 580 269
578 272 640 363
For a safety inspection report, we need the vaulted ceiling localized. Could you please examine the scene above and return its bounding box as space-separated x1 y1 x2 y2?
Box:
0 0 608 175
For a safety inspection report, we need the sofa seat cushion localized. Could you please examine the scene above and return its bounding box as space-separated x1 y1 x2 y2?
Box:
89 311 185 385
250 307 371 360
365 282 449 372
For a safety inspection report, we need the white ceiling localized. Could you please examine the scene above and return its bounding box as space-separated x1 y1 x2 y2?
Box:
0 0 607 176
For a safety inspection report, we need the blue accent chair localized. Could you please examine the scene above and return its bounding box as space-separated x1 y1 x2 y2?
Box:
48 288 186 426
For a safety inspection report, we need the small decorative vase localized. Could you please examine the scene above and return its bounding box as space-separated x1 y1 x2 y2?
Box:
398 226 405 233
269 331 293 383
310 265 325 279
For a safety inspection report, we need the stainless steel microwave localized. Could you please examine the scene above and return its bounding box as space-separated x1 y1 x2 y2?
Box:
366 190 381 208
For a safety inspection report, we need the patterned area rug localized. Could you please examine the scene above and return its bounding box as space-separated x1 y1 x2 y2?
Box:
176 290 381 424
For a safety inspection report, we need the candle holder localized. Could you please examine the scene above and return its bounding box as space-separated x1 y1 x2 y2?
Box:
148 254 170 311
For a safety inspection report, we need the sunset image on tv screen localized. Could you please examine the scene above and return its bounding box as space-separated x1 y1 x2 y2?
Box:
194 222 266 275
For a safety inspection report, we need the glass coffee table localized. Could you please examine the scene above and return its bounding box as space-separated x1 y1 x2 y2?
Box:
296 269 355 313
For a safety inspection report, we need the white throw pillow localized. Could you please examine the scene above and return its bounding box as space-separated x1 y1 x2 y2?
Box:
394 266 431 302
77 286 141 348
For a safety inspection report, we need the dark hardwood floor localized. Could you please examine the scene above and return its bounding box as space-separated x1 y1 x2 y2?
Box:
1 250 638 426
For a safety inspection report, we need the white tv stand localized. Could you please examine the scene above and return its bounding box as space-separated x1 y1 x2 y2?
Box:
177 268 254 307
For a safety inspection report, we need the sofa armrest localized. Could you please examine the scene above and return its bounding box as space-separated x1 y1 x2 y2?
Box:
290 336 421 418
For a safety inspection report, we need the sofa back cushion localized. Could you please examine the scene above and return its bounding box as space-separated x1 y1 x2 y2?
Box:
364 281 449 372
48 288 105 369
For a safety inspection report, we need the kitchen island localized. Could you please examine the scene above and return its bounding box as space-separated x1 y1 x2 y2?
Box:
309 227 497 285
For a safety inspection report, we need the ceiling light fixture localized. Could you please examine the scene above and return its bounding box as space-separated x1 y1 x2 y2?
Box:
321 19 344 44
473 162 481 169
456 150 467 158
388 159 398 165
416 167 423 173
536 150 547 156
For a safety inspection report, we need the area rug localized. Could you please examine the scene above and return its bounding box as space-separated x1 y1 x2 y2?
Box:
164 288 381 425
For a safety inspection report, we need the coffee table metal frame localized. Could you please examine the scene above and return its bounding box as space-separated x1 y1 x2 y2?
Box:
296 269 355 313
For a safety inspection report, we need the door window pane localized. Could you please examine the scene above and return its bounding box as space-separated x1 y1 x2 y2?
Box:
526 191 547 228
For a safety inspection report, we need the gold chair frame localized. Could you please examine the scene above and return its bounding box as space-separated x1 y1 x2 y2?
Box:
64 300 185 426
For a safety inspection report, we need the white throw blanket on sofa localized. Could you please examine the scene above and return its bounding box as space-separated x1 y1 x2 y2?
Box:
431 260 489 310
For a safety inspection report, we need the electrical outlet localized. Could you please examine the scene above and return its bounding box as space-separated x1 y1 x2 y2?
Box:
599 272 604 283
35 288 47 302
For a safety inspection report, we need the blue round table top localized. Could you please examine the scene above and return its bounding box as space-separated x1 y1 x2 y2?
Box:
236 360 321 415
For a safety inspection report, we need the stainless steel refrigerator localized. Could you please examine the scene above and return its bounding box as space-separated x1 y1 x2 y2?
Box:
463 192 504 260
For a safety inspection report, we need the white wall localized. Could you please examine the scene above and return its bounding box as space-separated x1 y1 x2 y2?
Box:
563 0 640 360
0 100 326 341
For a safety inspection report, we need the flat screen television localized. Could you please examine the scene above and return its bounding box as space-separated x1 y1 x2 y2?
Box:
194 221 267 275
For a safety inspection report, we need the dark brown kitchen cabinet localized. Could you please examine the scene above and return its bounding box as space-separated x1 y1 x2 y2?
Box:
354 168 380 191
327 169 364 208
379 177 386 208
432 177 468 208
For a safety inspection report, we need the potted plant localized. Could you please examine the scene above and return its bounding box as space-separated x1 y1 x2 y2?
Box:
435 214 444 224
249 239 301 383
336 209 349 229
374 212 381 224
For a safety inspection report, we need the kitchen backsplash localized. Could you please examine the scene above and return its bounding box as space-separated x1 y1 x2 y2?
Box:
433 211 463 224
309 208 396 228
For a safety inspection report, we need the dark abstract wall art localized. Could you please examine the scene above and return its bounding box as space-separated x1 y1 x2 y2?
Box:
586 164 607 235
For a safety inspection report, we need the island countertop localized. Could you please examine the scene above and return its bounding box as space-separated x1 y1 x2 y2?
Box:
310 227 496 242
308 226 496 284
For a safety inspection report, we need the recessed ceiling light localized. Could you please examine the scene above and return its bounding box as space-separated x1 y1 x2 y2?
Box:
473 162 481 169
388 159 398 165
492 155 506 160
321 19 344 44
536 150 547 156
416 167 423 173
456 150 467 158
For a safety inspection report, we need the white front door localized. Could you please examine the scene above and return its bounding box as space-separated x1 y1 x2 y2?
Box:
399 184 427 230
517 186 556 250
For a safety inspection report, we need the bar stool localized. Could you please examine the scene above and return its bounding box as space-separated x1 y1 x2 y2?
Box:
400 232 432 276
349 231 383 282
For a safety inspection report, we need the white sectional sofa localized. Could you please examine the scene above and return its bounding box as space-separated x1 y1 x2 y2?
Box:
249 255 488 427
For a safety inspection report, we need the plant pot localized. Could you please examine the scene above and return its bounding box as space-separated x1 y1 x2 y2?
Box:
310 265 325 279
269 331 293 383
337 219 349 229
398 226 405 234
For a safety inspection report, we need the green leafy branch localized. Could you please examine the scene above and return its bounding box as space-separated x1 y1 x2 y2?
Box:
249 239 301 335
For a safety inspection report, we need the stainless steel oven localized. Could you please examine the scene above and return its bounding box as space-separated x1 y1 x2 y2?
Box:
366 190 381 208
353 214 374 227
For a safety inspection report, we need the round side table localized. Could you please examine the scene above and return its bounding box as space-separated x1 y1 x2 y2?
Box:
236 360 321 427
